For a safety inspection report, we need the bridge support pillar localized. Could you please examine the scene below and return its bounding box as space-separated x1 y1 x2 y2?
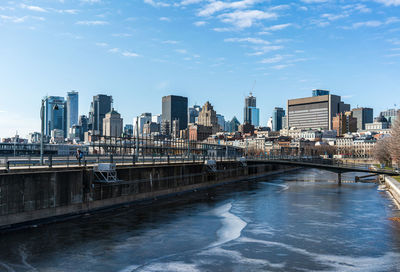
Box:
338 172 342 186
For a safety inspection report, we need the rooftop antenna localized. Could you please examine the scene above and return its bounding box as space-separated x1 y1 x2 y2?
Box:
250 80 256 96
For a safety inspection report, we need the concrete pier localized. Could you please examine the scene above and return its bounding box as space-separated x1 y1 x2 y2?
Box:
0 161 293 229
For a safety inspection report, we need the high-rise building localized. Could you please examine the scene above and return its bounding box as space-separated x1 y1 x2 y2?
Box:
216 114 226 131
380 108 399 127
66 91 79 132
287 93 350 130
123 124 134 137
152 114 162 124
189 105 202 124
78 115 88 135
244 93 260 127
227 117 240 133
103 109 123 137
351 107 373 131
133 113 152 136
312 89 330 97
88 94 113 136
44 96 67 137
162 95 188 133
267 117 273 130
197 101 219 134
272 107 285 131
332 111 357 136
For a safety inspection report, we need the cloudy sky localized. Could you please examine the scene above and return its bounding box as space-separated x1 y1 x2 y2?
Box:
0 0 399 138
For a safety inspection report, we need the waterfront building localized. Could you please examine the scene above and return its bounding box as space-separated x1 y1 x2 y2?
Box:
44 96 67 138
380 108 399 127
78 115 88 139
123 124 134 137
197 101 220 134
29 132 41 144
365 114 389 130
143 122 160 135
189 124 213 141
352 107 373 131
66 91 79 133
152 114 162 124
103 109 123 137
133 113 152 136
244 93 260 127
189 105 201 124
272 107 285 131
162 95 188 133
287 93 350 130
88 94 113 136
332 111 357 136
312 89 330 97
216 114 225 131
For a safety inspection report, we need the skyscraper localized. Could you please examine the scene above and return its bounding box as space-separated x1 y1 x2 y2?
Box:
197 101 219 134
272 107 285 131
189 105 202 123
103 109 123 137
244 93 260 126
66 91 79 132
88 94 113 135
287 93 350 130
162 95 188 133
312 89 330 97
380 108 399 127
133 113 152 136
44 96 67 137
351 107 373 131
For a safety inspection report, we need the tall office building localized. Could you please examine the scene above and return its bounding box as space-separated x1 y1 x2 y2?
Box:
133 113 152 136
380 108 399 127
88 94 113 136
152 114 162 124
272 107 285 131
287 93 350 130
162 95 188 133
216 114 226 131
227 117 240 133
197 101 219 134
312 89 330 97
78 115 88 141
189 105 202 124
103 109 123 137
332 111 357 136
44 96 67 137
66 91 79 131
244 93 260 127
351 107 373 131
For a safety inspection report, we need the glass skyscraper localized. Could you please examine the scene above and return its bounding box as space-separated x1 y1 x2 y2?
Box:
244 93 260 127
273 107 285 131
67 91 79 131
44 96 66 137
162 95 188 133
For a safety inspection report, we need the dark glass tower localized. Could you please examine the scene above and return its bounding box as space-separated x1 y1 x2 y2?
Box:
162 95 188 134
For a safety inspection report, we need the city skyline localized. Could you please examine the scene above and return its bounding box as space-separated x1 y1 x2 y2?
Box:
1 0 400 137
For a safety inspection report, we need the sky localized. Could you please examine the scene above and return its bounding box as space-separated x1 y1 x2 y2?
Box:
0 0 399 138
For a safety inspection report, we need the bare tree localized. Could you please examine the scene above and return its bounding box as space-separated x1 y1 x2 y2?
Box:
373 137 392 166
390 112 400 165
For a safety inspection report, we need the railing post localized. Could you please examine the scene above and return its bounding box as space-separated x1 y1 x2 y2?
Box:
49 154 53 168
6 161 10 172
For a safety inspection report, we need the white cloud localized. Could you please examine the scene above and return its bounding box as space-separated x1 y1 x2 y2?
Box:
122 51 140 57
218 10 277 28
374 0 400 6
301 0 329 3
81 0 102 4
144 0 170 7
264 23 292 31
20 4 47 13
260 54 283 63
95 42 108 47
198 0 261 17
76 20 108 25
180 0 204 5
109 48 120 53
162 40 180 44
194 21 207 26
224 37 270 44
159 17 170 21
321 13 348 21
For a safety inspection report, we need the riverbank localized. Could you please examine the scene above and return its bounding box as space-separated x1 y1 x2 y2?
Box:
384 175 400 207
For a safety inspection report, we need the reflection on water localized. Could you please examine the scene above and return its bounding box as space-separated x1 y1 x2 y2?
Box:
0 169 400 272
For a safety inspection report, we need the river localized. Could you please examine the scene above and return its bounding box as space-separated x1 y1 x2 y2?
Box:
0 169 400 272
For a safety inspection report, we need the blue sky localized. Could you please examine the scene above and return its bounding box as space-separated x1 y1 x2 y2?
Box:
0 0 399 138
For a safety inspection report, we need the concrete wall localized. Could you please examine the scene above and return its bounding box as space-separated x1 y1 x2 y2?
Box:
0 161 292 229
385 176 400 206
